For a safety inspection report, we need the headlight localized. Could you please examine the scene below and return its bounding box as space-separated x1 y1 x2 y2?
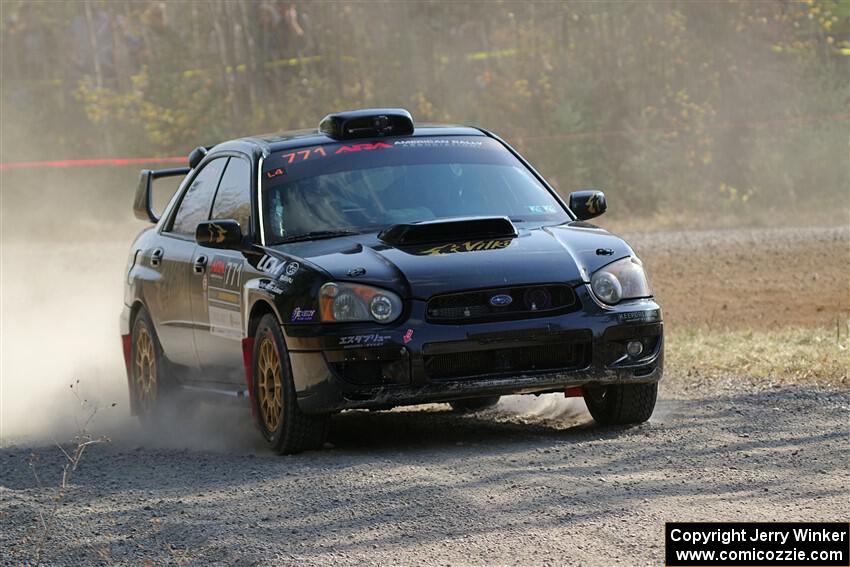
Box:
590 256 652 305
320 282 403 323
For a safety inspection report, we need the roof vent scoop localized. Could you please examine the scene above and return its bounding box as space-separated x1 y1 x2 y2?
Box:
319 108 414 140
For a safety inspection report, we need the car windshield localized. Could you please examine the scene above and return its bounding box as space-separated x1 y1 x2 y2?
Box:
261 135 569 245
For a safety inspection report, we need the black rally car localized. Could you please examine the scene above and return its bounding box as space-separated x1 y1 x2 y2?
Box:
120 109 663 453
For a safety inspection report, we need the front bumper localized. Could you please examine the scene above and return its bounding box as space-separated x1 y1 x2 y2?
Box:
284 286 663 413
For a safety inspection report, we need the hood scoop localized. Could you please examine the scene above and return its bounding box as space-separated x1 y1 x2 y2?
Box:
378 216 517 247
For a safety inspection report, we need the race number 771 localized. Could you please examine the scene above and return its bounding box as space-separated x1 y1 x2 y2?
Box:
281 147 327 164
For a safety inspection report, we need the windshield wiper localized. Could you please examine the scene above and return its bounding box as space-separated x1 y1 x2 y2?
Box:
276 229 360 244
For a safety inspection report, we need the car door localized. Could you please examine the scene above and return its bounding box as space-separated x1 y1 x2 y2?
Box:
152 157 228 372
191 155 254 386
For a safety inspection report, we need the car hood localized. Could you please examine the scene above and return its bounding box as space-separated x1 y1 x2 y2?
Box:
272 222 633 299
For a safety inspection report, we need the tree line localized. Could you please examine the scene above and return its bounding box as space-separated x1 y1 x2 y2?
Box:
1 1 847 219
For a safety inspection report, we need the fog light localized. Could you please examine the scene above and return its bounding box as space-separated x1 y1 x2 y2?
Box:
626 340 644 358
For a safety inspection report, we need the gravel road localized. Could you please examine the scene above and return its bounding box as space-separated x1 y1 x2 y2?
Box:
1 386 847 566
1 226 848 565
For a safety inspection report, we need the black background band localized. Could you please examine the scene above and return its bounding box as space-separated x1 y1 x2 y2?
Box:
665 522 849 567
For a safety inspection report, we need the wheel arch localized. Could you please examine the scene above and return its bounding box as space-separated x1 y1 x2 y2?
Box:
246 298 283 340
242 297 284 424
129 299 146 328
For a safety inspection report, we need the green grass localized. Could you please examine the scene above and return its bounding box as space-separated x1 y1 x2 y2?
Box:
667 324 849 388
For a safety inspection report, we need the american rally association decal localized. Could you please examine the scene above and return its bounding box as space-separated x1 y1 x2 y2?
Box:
393 139 483 148
207 256 244 340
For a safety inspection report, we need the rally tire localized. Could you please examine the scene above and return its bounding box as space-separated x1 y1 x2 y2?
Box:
449 396 501 412
583 382 657 426
130 308 175 424
253 314 330 454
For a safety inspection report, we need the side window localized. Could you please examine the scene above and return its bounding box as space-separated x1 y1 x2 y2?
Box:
169 158 227 236
211 157 252 233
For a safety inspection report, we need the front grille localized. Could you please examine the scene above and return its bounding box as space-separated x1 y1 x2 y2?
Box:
426 284 578 324
423 341 590 380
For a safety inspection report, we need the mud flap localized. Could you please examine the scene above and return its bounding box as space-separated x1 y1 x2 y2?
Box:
241 337 258 423
121 334 140 416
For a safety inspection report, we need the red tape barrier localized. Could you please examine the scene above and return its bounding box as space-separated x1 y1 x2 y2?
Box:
1 113 846 170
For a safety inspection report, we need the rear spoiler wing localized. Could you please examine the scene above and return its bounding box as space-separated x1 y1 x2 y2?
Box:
133 167 190 223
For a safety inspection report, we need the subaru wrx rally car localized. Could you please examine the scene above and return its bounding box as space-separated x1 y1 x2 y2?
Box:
121 109 662 453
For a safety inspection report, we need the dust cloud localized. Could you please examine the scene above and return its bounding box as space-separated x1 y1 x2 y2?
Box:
0 237 268 452
1 238 133 444
497 394 588 424
0 164 262 451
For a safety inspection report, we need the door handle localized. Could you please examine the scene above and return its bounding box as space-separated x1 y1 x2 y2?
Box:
150 248 164 267
193 255 208 274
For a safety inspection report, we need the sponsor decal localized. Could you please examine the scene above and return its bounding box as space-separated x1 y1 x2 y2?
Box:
393 139 484 148
208 305 242 340
258 254 284 275
258 279 285 295
403 329 414 345
206 255 244 340
210 258 226 275
258 255 298 284
208 256 243 288
335 142 391 154
417 238 512 256
339 334 391 348
266 142 400 177
201 273 208 292
212 290 240 303
206 223 228 244
619 309 661 323
489 294 513 307
527 204 557 214
596 248 615 256
291 307 316 322
347 266 366 277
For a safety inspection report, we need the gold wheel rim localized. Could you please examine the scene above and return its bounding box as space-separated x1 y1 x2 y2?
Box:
134 326 157 413
257 336 283 433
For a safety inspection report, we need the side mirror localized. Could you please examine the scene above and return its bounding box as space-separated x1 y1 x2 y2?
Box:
188 146 208 169
569 190 607 220
195 219 244 249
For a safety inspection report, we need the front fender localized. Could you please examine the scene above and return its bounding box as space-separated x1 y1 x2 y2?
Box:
243 280 285 337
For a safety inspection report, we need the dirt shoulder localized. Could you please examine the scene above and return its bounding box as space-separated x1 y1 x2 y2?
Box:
624 226 849 330
627 226 850 389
